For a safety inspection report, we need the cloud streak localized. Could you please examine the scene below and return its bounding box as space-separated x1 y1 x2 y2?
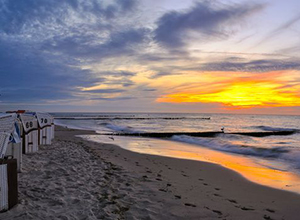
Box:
200 58 300 72
251 14 300 49
154 1 264 48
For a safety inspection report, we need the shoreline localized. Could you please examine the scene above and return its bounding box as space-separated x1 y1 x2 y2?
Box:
81 132 300 195
1 126 300 219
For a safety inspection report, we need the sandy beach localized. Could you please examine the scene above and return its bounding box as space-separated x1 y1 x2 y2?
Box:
1 126 300 220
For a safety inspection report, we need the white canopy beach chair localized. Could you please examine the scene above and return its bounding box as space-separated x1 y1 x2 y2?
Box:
0 132 18 212
36 112 53 145
0 114 22 172
19 114 39 154
0 132 10 160
0 130 18 212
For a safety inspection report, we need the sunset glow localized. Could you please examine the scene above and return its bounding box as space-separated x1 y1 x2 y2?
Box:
157 71 300 108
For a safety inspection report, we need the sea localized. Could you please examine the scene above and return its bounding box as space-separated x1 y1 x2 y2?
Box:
53 112 300 193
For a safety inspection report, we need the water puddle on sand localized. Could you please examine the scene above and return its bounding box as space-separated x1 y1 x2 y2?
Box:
79 134 300 194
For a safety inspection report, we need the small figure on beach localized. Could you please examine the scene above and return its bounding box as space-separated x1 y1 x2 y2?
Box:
221 127 225 133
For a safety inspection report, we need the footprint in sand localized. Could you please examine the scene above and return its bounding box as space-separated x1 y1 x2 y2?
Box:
240 206 255 211
212 210 222 215
159 188 167 192
227 199 237 204
266 208 275 213
213 193 221 197
184 203 197 207
263 215 273 220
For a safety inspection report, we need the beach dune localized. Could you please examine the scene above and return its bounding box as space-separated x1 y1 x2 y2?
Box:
0 126 299 219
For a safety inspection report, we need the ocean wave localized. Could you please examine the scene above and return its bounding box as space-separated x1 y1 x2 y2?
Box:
103 123 142 134
54 117 211 120
171 135 289 158
254 125 298 132
281 151 300 170
107 130 296 138
54 120 95 131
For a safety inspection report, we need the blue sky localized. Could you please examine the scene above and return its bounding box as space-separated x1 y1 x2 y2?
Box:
1 0 300 114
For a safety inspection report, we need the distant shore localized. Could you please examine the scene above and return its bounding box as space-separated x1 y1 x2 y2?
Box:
1 126 300 219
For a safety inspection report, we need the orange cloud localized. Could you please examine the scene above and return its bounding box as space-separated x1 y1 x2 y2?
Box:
157 71 300 108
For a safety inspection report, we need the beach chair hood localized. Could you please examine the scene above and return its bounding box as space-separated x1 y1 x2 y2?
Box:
36 113 52 129
0 114 21 144
19 114 38 134
0 133 10 159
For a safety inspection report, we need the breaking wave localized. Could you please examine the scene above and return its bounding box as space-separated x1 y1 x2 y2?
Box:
171 135 290 158
101 122 143 134
54 117 211 120
254 125 298 132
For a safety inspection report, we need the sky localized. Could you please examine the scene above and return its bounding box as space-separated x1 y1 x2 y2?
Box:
1 0 300 115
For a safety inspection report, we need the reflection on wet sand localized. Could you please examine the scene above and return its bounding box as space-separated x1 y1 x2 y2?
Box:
81 135 300 194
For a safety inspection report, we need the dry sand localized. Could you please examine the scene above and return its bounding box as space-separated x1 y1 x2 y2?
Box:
1 126 300 220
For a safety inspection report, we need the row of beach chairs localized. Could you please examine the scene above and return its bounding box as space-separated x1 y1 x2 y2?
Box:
0 111 54 212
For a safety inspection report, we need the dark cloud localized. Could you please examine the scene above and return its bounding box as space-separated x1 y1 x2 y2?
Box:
143 56 300 76
100 71 136 77
95 72 136 87
154 1 264 48
1 87 76 103
143 88 157 92
106 79 135 87
90 96 135 101
150 72 171 78
0 0 147 61
0 0 145 103
200 59 300 72
139 50 194 63
117 0 137 12
0 0 137 34
0 39 101 102
82 89 125 94
149 71 184 79
42 28 150 60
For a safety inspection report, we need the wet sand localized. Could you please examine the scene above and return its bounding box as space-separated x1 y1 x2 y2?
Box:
1 126 300 219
